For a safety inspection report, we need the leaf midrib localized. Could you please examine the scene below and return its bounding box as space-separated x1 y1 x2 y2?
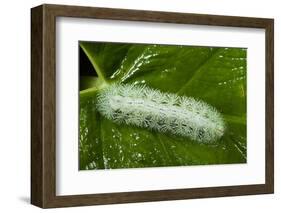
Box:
177 48 222 94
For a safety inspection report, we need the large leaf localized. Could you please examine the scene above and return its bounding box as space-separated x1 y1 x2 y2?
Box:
79 42 247 170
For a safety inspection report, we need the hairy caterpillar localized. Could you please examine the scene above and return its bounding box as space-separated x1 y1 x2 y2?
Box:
96 84 225 143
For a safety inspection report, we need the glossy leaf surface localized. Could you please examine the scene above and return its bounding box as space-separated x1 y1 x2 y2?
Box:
79 42 247 170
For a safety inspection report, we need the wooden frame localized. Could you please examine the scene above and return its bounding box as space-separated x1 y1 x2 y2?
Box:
31 4 274 208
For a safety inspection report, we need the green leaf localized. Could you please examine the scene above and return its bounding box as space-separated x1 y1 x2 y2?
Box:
79 42 247 170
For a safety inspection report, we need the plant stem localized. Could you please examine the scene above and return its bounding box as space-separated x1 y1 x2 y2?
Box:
80 43 108 86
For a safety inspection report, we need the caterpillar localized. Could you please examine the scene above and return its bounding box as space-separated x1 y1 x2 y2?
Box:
96 84 225 143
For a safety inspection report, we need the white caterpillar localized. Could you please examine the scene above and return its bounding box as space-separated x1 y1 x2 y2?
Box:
96 84 225 143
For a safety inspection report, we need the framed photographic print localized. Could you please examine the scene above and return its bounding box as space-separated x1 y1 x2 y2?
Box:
31 4 274 208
